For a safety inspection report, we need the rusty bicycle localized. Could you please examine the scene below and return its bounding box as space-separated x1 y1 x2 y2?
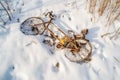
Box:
20 11 92 62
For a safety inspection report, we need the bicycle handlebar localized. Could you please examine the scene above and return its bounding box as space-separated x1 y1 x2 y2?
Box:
45 11 55 20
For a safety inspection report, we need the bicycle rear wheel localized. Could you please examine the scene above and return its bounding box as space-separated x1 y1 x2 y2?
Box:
20 17 45 35
65 39 92 62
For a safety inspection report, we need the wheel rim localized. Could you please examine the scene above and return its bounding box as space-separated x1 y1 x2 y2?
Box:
20 17 45 35
65 39 92 62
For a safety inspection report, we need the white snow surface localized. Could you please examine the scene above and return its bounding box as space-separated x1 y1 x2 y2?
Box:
0 0 120 80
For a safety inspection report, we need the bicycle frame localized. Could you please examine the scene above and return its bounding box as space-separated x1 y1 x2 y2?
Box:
41 12 80 53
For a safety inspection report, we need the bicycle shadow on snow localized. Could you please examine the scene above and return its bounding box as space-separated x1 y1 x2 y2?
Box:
86 27 105 57
1 65 14 80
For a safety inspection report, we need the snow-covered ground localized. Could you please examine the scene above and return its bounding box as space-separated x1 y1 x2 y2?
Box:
0 0 120 80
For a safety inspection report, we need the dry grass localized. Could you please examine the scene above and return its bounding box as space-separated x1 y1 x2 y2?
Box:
0 1 11 21
0 1 12 28
88 0 120 39
107 0 120 25
89 0 97 14
89 0 120 24
101 27 120 40
98 0 109 16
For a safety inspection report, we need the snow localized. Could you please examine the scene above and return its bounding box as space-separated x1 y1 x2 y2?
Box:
0 0 120 80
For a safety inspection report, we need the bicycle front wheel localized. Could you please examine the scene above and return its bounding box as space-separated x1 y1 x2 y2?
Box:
65 39 92 62
20 17 45 35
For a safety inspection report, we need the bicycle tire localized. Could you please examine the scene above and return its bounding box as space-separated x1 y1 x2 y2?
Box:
20 17 45 35
65 39 92 62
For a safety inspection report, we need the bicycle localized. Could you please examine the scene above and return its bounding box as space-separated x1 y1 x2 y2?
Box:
20 11 92 62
